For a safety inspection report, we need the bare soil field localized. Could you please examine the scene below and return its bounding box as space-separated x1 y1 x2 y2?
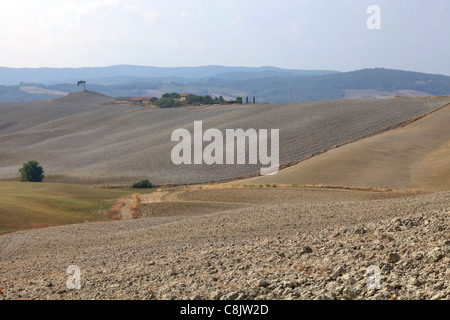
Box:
242 100 450 191
1 94 449 301
1 91 449 185
343 89 433 99
19 86 69 97
172 187 413 204
0 188 448 300
136 186 419 219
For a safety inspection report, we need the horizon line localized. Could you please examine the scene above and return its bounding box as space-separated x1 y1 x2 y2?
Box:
0 65 449 77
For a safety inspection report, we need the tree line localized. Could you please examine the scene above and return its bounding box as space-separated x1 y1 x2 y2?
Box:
154 93 244 108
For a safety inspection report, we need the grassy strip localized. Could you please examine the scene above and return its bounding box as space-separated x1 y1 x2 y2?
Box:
0 182 154 235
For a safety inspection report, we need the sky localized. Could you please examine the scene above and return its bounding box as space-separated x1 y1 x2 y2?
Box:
0 0 449 75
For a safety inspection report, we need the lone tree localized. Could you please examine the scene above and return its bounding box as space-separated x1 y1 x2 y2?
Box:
77 80 87 91
19 160 44 182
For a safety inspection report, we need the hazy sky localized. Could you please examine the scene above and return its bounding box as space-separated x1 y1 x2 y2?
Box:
0 0 449 75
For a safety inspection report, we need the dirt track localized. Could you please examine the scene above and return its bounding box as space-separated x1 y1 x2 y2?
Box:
134 186 418 218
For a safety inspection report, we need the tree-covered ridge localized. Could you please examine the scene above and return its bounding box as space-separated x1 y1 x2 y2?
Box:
154 93 235 108
0 68 448 103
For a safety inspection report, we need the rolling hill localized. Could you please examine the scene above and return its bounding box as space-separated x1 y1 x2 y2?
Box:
243 99 450 191
1 91 449 186
1 91 450 302
0 66 449 103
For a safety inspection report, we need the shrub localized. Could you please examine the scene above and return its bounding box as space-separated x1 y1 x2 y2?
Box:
132 180 155 189
19 160 44 182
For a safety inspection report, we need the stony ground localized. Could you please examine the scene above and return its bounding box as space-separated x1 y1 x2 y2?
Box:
0 189 448 300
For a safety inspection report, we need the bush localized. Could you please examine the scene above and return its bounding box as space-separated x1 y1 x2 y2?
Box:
19 160 44 182
155 97 182 108
132 180 155 189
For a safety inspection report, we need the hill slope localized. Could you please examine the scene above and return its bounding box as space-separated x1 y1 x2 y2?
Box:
1 93 450 185
243 99 450 191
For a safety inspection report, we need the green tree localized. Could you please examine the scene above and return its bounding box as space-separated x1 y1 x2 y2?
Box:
155 97 171 108
219 95 224 103
154 97 182 108
184 94 195 105
236 97 243 104
162 93 180 99
19 160 44 182
192 95 204 104
203 95 213 104
132 180 155 189
77 80 86 91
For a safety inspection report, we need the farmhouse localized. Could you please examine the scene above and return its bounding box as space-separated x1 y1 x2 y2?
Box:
179 94 194 102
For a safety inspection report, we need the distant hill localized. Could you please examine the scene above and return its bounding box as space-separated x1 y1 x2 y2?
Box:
0 66 449 103
0 65 337 86
213 68 450 103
